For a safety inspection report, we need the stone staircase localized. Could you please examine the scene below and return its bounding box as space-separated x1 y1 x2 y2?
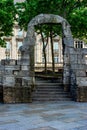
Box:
32 77 72 102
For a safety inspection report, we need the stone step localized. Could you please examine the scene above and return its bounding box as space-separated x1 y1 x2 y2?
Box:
32 98 72 101
35 89 64 92
36 82 63 85
35 80 62 83
36 87 64 91
33 95 70 99
33 91 69 94
32 78 71 102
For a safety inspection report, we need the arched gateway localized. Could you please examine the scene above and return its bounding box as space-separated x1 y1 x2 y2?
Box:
21 14 74 89
1 14 87 103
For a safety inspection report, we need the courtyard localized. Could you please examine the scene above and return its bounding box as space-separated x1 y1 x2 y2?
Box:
0 101 87 130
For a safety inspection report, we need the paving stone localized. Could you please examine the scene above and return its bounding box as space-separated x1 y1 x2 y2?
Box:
0 101 87 130
29 126 57 130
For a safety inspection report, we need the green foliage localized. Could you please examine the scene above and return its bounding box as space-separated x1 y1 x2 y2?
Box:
68 7 87 40
0 0 15 47
15 0 87 41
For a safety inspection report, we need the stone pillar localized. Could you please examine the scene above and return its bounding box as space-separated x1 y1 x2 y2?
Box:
63 46 70 91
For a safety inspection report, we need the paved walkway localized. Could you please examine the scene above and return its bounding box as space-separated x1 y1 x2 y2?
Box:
0 101 87 130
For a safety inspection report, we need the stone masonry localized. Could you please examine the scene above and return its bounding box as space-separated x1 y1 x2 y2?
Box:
0 14 87 103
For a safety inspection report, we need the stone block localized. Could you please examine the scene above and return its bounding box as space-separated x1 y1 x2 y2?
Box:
0 77 2 83
18 70 29 76
9 60 17 65
0 85 3 102
15 88 23 103
15 78 22 86
63 55 69 63
70 54 77 63
63 76 70 84
75 70 86 77
13 70 19 76
21 65 29 70
76 77 87 86
22 87 32 103
3 86 32 103
5 65 20 71
17 60 21 65
3 87 16 103
82 48 87 55
77 86 87 102
5 70 13 75
77 54 85 64
71 64 86 70
1 60 5 65
1 59 17 65
21 59 30 65
69 48 76 54
64 84 70 92
22 77 33 86
3 76 15 87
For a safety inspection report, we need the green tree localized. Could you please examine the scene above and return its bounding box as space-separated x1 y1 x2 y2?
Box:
15 0 87 72
0 0 15 47
16 0 87 40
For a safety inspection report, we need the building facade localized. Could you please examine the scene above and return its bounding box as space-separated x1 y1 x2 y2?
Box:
0 23 86 72
0 24 64 72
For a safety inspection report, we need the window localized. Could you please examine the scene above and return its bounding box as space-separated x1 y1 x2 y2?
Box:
54 56 59 63
17 42 22 60
17 42 23 49
53 42 59 50
18 29 23 37
6 54 10 59
75 41 83 48
5 41 11 59
6 41 11 50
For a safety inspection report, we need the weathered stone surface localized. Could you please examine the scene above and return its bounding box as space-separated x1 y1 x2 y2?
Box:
1 14 87 103
0 85 3 102
21 65 29 70
77 86 87 102
5 70 13 75
75 70 86 77
3 76 15 87
3 86 32 103
17 70 29 76
77 77 87 86
1 59 17 65
71 64 86 70
5 65 20 71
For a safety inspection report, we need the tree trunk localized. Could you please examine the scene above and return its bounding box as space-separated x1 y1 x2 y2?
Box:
50 30 55 73
41 32 47 74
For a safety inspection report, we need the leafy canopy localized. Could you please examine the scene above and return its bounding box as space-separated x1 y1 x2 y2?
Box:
0 0 15 47
16 0 87 41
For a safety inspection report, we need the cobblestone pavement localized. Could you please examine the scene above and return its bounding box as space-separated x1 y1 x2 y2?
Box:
0 101 87 130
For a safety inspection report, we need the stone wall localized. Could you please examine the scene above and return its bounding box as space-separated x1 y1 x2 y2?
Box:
69 48 87 101
0 59 32 103
0 14 87 103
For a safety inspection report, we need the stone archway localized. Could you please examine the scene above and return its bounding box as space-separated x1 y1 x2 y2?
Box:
2 14 87 103
20 14 74 91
